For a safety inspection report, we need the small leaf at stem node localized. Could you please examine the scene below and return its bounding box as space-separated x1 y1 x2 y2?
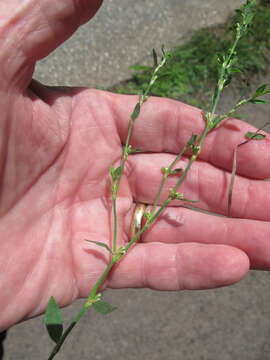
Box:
169 189 184 200
187 133 198 146
44 297 64 344
85 240 112 253
109 166 122 182
131 102 141 121
93 301 117 315
245 131 266 140
152 48 158 67
143 211 153 222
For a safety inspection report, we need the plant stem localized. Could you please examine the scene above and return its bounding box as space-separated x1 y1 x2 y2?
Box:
151 145 188 214
111 50 169 250
46 4 260 355
47 51 170 359
112 198 118 252
47 260 115 360
210 31 241 115
47 307 88 360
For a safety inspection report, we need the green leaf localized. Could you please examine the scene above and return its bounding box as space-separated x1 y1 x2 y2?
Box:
230 67 242 73
85 240 112 253
125 145 143 154
169 189 184 200
152 48 158 67
187 133 198 146
93 301 117 315
109 166 122 182
129 65 150 72
161 167 169 175
245 131 266 140
249 98 268 104
143 211 152 221
109 166 116 181
217 52 225 64
44 297 63 344
224 74 233 87
131 102 141 121
161 45 166 58
115 166 122 178
182 198 199 203
129 147 143 154
254 84 268 96
170 168 183 175
161 167 182 176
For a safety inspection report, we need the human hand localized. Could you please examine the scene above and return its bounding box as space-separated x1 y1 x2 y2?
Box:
0 0 269 330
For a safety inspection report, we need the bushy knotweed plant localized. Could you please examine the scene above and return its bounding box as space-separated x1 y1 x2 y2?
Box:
44 1 270 358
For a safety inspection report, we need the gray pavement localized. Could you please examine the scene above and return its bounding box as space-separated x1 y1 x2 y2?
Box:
34 0 243 88
4 1 270 359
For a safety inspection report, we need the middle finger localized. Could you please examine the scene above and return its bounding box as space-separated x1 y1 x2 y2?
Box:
127 153 270 221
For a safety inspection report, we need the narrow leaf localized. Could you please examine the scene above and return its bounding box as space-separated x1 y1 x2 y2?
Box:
229 121 270 216
161 45 166 58
245 131 266 140
249 99 268 104
228 148 237 218
170 168 183 175
93 301 117 315
230 67 242 73
114 166 122 178
217 52 225 64
224 74 233 87
129 147 143 154
255 84 267 96
152 48 158 67
181 198 199 203
85 240 112 253
129 65 150 72
44 297 63 344
109 166 116 182
187 133 198 146
131 103 141 121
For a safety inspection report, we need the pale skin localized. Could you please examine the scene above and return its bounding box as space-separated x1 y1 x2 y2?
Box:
0 0 270 331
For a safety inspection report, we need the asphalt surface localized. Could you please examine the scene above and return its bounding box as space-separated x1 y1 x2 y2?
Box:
3 1 270 359
34 0 243 88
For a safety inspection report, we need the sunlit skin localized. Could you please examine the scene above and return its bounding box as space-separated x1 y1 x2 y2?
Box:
0 0 270 331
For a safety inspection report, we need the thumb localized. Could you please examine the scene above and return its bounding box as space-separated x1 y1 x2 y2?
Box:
0 0 103 88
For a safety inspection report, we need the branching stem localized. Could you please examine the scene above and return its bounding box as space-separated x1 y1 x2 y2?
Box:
46 3 267 359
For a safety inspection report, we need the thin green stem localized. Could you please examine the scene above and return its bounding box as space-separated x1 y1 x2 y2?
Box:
151 176 167 214
48 194 171 360
151 145 188 214
112 198 118 252
47 260 115 360
46 7 260 356
47 307 88 360
110 51 169 252
210 30 241 115
88 260 115 298
166 126 208 197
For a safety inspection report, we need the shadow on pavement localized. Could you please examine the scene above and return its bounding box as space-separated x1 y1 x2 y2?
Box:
0 332 7 360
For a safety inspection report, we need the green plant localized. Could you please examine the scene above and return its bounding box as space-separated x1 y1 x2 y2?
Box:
112 0 270 108
45 1 270 358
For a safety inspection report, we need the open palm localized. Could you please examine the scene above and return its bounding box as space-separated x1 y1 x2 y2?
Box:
1 0 270 330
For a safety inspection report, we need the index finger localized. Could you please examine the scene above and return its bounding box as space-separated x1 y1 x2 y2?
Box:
109 92 270 179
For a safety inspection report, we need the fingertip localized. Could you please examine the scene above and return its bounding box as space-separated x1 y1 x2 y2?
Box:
179 244 250 290
211 245 250 287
